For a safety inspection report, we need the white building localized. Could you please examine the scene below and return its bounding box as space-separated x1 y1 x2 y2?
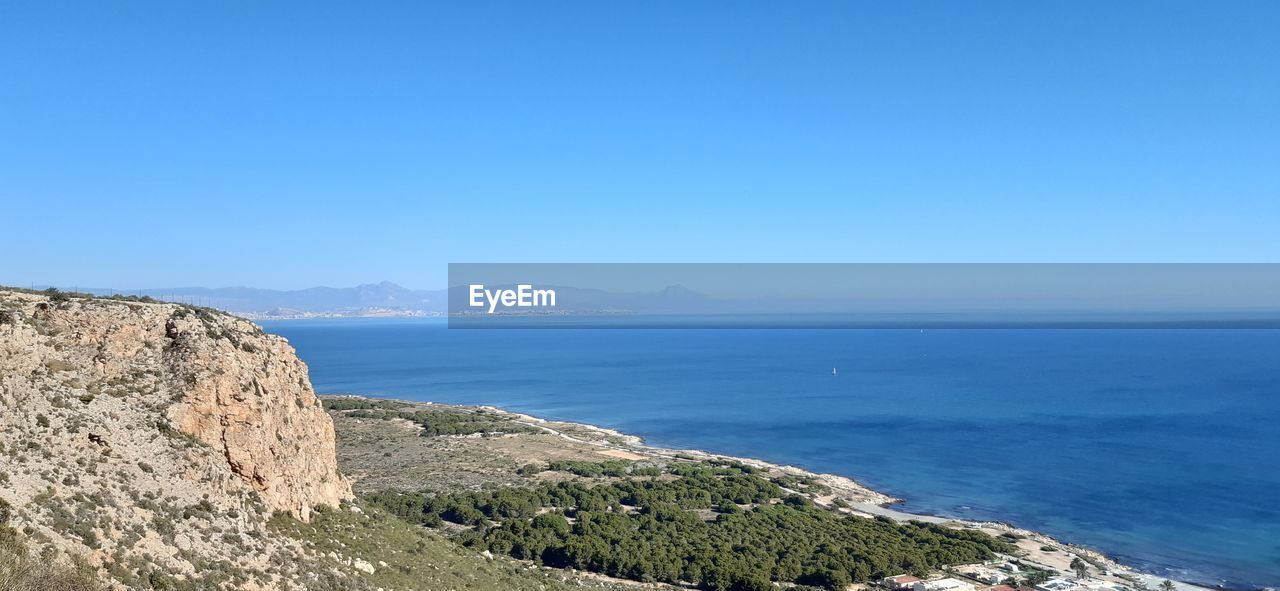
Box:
914 578 977 591
958 566 1006 584
1036 579 1080 591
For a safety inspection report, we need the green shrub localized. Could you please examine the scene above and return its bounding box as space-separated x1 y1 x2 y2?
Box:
517 463 543 476
44 287 71 303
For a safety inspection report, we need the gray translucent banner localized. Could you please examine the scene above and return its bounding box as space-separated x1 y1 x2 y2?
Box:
447 263 1280 328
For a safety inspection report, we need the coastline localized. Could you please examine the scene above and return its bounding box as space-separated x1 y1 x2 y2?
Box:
431 401 1224 591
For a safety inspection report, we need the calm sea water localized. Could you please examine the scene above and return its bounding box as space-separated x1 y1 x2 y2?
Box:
261 319 1280 589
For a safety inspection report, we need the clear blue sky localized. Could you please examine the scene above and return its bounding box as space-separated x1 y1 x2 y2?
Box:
2 1 1277 290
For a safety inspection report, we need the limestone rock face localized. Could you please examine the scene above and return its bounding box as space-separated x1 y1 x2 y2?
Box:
162 307 352 521
0 289 351 521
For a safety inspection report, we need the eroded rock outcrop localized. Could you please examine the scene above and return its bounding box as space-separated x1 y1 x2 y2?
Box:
162 306 350 520
0 289 350 523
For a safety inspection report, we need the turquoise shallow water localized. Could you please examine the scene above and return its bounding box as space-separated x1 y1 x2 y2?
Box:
261 319 1280 589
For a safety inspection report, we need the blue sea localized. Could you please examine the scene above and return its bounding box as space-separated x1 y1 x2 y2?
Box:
261 319 1280 589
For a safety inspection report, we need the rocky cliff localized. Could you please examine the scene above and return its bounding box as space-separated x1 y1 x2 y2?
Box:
0 288 350 520
162 305 351 520
0 288 352 589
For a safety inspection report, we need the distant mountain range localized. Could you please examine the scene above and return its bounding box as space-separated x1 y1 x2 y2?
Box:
57 281 447 318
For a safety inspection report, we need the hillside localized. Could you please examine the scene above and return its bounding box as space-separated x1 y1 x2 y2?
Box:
0 288 649 591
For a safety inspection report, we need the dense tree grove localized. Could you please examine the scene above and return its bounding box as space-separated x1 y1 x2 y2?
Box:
323 398 407 412
324 399 537 436
366 463 1010 591
544 460 634 477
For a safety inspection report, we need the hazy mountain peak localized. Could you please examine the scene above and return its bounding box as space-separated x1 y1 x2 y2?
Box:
655 284 705 299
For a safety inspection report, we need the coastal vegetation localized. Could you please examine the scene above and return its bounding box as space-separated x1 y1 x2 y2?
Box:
367 461 1011 591
323 397 538 437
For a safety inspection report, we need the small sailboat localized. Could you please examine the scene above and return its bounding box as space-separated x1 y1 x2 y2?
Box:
831 367 838 376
